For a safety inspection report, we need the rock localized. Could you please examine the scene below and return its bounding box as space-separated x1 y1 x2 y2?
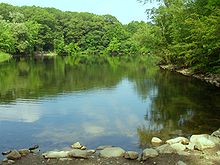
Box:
96 145 113 150
142 148 158 160
29 144 39 151
59 158 73 161
18 149 30 156
177 151 190 156
7 160 15 164
81 146 87 150
151 137 163 146
42 151 69 159
171 143 186 152
176 160 187 165
211 128 220 138
156 144 176 154
6 150 21 160
124 151 139 160
166 137 189 145
71 142 82 149
68 149 95 158
2 150 12 156
185 142 195 150
190 134 216 150
99 147 125 158
216 151 220 156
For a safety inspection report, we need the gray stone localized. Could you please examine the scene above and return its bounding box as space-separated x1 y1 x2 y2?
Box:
42 151 69 159
142 148 159 160
71 142 82 149
6 150 21 160
166 137 189 145
156 144 176 154
171 143 186 152
190 134 216 150
124 151 139 160
96 145 113 150
211 128 220 138
99 147 125 158
151 137 163 146
18 149 30 156
68 149 95 158
176 160 187 165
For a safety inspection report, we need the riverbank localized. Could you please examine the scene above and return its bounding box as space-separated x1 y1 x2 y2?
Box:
0 52 11 63
160 65 220 87
1 129 220 165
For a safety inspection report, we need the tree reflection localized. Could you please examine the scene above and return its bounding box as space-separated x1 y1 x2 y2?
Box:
137 70 220 148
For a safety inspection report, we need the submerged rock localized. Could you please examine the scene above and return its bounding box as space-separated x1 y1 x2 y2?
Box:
190 134 217 150
99 147 125 158
43 151 69 159
156 144 176 154
96 145 113 150
6 150 21 160
142 148 158 160
29 144 39 151
151 137 163 146
124 151 139 160
166 137 189 145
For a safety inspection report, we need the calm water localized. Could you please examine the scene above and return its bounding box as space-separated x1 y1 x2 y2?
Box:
0 57 220 154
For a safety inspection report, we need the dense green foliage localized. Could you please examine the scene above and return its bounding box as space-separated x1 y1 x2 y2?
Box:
0 51 11 62
139 0 220 73
0 3 155 64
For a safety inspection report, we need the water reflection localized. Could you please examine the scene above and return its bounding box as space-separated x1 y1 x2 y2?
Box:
0 57 220 153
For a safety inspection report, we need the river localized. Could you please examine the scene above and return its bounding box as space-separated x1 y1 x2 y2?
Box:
0 56 219 154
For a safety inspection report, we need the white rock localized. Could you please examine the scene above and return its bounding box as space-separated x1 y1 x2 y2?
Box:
142 148 158 160
68 149 95 158
124 151 139 160
166 137 189 145
211 128 220 138
42 151 69 159
171 143 186 152
151 137 163 146
190 134 216 150
156 144 176 154
176 160 187 165
6 150 21 160
99 147 125 158
185 142 195 150
71 142 82 149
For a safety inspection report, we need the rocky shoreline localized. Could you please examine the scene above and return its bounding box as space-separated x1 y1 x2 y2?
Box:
1 129 220 165
160 65 220 87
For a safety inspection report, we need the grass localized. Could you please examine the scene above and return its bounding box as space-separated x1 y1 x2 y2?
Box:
0 51 11 63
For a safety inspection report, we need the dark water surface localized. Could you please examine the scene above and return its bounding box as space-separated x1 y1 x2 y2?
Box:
0 57 220 154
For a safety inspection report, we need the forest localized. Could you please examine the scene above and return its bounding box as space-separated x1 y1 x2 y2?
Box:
0 0 219 72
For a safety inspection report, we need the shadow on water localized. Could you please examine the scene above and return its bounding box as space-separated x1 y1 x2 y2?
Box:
0 56 220 153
